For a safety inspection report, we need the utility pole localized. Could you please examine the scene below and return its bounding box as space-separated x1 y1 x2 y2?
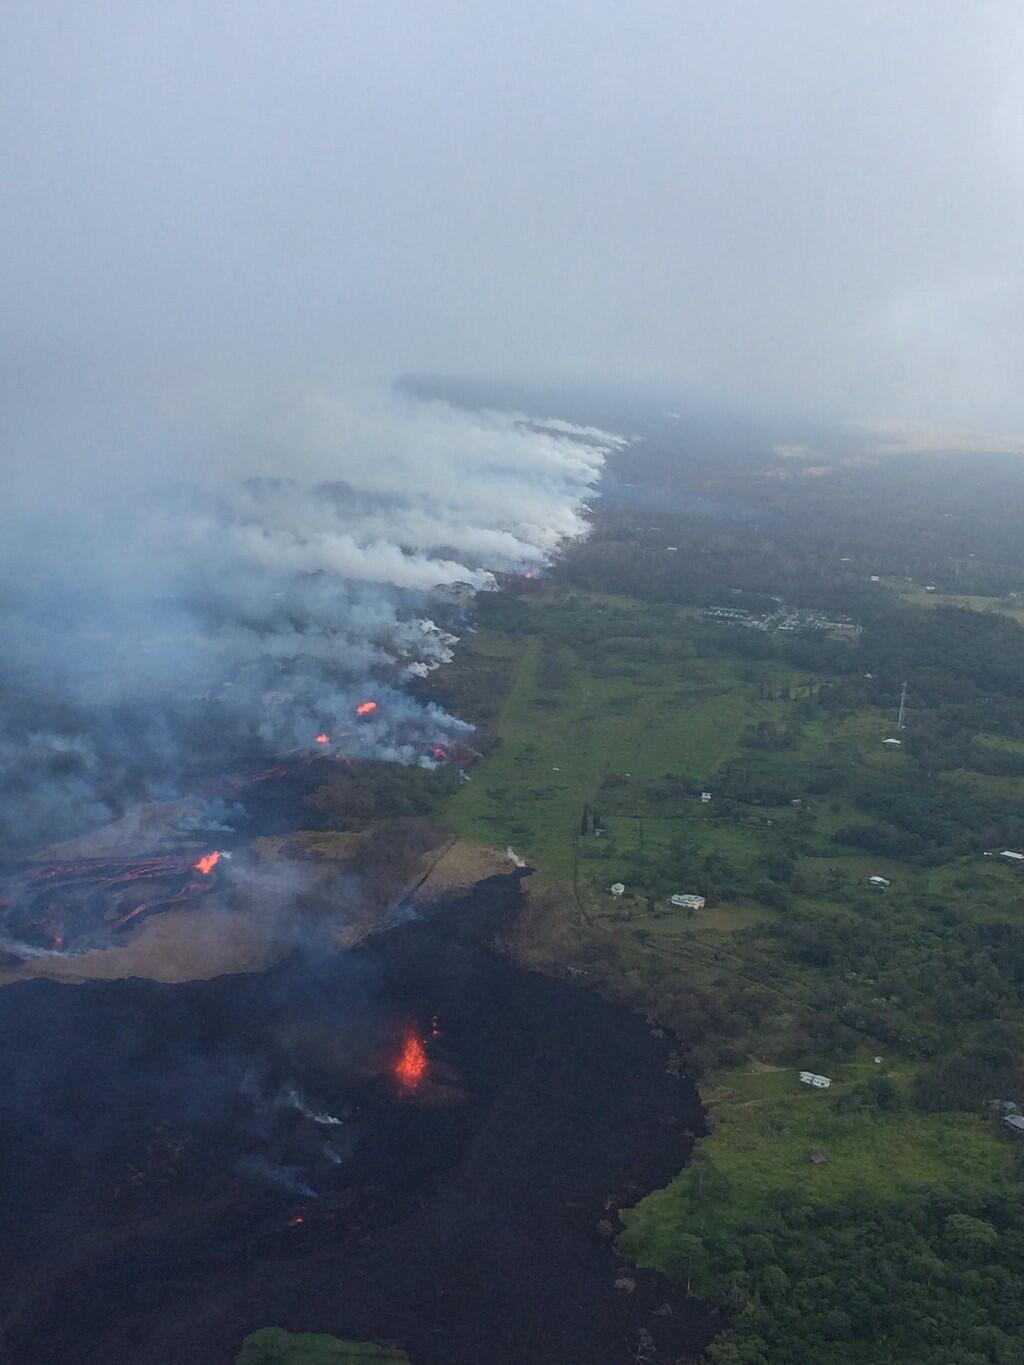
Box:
897 680 908 730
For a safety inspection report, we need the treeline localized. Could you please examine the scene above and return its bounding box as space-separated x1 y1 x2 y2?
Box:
304 762 452 829
565 439 1024 610
663 1173 1024 1365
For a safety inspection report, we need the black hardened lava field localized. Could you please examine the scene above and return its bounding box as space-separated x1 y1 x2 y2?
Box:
0 874 715 1365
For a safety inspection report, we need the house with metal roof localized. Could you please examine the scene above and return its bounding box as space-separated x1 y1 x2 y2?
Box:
799 1071 831 1089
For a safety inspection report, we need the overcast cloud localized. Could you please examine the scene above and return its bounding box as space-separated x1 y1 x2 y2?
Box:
3 0 1024 438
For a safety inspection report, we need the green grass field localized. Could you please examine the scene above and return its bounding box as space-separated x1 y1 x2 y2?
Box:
621 1067 1016 1273
883 576 1024 625
444 620 760 881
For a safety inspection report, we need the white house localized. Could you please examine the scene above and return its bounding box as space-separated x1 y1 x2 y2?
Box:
609 882 626 897
700 791 713 804
883 738 903 747
867 875 891 889
1004 1114 1024 1135
799 1071 832 1089
670 894 706 910
999 851 1024 864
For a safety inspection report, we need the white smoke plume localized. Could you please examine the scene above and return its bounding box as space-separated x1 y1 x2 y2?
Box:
0 382 616 852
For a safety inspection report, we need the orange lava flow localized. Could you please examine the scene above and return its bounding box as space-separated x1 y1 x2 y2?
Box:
193 851 221 876
355 700 378 717
394 1032 428 1089
315 732 330 745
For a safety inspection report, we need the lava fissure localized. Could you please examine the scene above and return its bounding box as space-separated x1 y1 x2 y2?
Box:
0 850 226 951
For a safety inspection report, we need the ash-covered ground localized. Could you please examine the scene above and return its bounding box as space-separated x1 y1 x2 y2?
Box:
0 872 715 1365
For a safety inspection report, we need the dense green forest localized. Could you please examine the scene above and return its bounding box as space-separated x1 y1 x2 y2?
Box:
420 429 1024 1365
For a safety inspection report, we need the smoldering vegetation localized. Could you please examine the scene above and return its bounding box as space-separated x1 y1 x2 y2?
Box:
0 387 620 855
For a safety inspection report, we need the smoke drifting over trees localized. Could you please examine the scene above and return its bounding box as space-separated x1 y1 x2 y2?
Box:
0 385 619 852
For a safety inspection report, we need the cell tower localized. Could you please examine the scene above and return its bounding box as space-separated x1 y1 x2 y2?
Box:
897 680 908 730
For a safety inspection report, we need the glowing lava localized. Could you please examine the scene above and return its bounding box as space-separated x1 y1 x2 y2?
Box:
315 733 330 745
394 1032 428 1089
523 570 534 580
355 701 378 717
193 851 221 876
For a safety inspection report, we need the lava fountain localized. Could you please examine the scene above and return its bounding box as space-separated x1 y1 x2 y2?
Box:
394 1032 428 1090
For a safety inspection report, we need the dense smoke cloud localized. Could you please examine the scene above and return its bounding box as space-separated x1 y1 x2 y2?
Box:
11 0 1020 843
0 385 619 852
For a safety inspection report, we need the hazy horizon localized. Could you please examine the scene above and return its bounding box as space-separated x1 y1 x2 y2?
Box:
4 0 1024 477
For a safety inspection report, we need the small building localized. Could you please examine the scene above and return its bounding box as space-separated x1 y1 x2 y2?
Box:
999 851 1024 864
867 875 891 889
883 737 903 747
989 1099 1020 1115
670 894 706 911
700 791 712 804
799 1071 832 1089
1004 1114 1024 1135
609 882 626 897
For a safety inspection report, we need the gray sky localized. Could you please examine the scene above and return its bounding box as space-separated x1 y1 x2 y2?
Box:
3 0 1024 431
